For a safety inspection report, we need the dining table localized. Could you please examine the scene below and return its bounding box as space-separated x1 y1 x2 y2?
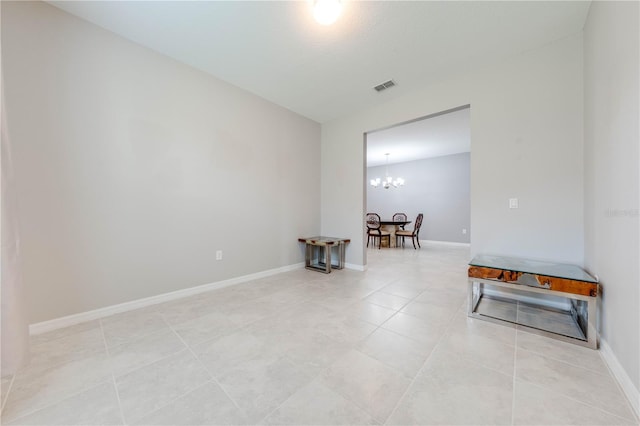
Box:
379 220 411 247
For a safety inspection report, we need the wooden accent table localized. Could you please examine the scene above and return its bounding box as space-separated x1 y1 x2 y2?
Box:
298 236 350 273
468 255 599 349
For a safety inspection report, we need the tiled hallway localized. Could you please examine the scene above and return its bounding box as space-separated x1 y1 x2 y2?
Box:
1 243 637 425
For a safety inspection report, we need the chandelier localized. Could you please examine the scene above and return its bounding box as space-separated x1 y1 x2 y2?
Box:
370 153 405 189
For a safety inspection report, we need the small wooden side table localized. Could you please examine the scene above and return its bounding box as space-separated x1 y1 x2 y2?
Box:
298 236 350 273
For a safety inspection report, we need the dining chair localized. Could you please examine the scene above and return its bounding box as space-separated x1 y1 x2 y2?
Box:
392 212 408 230
395 213 423 249
366 213 391 249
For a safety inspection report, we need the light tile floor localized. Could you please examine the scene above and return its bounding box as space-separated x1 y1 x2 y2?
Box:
1 243 638 425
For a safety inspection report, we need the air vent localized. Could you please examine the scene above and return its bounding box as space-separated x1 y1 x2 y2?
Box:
373 80 396 92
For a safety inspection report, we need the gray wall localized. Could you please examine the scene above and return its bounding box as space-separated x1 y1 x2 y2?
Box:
584 1 639 394
366 153 470 243
2 1 321 324
321 33 584 267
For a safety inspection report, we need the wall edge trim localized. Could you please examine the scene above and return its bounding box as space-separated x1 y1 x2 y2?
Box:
423 239 471 247
29 262 305 335
345 262 367 271
600 338 640 419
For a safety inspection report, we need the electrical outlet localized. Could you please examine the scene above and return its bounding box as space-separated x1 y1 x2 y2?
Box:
509 198 519 209
462 228 467 234
216 250 223 261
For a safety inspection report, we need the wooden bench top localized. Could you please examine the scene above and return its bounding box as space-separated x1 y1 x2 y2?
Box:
468 265 599 297
298 236 351 246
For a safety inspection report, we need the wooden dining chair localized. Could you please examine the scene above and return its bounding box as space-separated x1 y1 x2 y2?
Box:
392 212 408 229
366 213 390 249
395 213 423 249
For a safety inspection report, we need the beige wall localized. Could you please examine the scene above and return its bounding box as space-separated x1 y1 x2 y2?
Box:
2 1 321 323
321 33 584 267
584 1 639 393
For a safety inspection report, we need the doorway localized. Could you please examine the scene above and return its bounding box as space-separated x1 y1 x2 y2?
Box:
364 105 471 261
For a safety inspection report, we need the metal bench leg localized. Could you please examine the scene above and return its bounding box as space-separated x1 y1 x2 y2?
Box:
324 245 331 273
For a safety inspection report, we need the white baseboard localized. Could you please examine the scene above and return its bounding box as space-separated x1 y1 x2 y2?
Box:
344 262 366 271
423 239 471 247
600 338 640 419
29 262 304 335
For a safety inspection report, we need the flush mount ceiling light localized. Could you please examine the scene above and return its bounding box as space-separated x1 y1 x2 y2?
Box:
313 0 342 25
370 153 405 189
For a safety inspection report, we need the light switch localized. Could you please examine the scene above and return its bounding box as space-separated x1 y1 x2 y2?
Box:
509 198 519 209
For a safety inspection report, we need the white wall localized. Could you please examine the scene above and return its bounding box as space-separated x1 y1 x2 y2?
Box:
2 1 321 323
366 153 471 243
584 0 639 395
322 33 584 267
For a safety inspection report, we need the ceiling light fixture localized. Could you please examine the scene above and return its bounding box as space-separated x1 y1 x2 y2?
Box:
370 153 405 189
313 0 342 25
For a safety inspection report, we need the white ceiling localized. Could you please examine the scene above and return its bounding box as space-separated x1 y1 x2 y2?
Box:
367 107 470 167
48 1 591 124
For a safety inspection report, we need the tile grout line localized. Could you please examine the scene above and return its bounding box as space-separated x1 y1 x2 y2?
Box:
99 319 127 426
362 308 469 383
252 301 390 426
111 374 126 425
164 317 245 415
256 373 313 425
134 379 221 423
595 346 640 422
440 306 519 379
0 374 15 414
109 314 243 423
102 322 192 378
228 299 313 336
101 310 174 350
364 298 411 311
514 308 637 423
515 373 640 423
3 380 117 424
2 324 118 424
380 296 463 425
258 361 385 426
111 344 190 380
298 350 385 426
515 338 628 378
378 305 473 354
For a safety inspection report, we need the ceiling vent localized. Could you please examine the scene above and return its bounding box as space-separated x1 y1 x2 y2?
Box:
373 80 396 92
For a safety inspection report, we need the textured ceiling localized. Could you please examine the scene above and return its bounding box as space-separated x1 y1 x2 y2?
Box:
49 1 591 123
367 107 470 167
